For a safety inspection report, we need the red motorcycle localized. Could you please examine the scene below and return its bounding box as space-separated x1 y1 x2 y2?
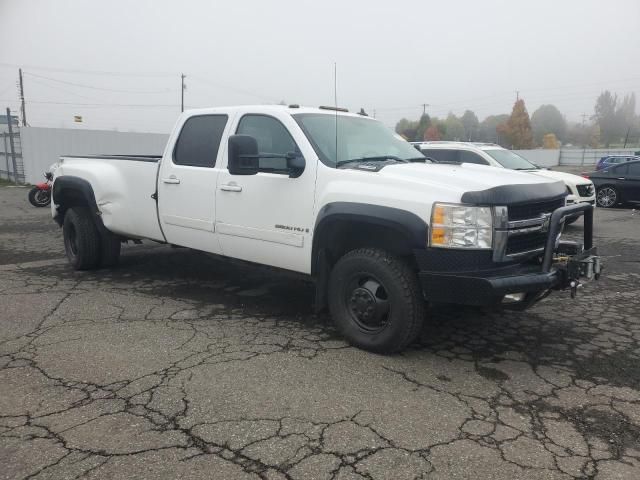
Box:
28 172 53 207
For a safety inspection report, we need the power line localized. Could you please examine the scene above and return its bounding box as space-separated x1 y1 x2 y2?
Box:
0 99 178 108
23 71 173 94
189 75 279 103
0 62 175 78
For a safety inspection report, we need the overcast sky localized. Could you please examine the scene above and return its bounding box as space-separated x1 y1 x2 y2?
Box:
0 0 639 133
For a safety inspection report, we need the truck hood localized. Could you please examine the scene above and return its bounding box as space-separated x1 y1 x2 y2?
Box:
526 168 592 186
370 162 566 205
379 162 557 193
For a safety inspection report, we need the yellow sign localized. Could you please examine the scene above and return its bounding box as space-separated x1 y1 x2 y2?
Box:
73 115 83 123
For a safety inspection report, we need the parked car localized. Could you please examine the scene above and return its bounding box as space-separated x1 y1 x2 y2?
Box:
583 160 640 208
413 142 596 224
49 105 601 353
595 155 640 171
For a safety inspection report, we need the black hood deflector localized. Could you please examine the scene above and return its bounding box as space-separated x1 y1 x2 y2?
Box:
461 181 566 205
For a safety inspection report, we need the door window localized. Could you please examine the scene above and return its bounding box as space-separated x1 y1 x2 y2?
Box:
421 149 459 163
459 150 489 165
236 115 299 173
173 115 228 167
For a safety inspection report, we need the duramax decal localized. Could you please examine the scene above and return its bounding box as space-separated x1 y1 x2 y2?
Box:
275 224 309 233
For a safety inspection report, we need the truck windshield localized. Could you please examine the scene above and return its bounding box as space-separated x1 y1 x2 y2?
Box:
484 149 538 170
293 113 424 167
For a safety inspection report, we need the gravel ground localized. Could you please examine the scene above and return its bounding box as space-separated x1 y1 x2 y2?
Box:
1 185 639 479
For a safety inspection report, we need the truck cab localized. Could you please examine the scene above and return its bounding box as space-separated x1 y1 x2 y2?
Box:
49 105 602 353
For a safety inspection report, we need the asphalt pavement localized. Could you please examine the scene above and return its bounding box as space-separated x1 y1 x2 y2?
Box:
1 185 639 479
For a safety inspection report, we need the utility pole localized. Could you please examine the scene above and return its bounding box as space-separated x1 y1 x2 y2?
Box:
18 68 26 126
515 91 520 101
580 114 588 165
181 73 186 113
421 103 429 116
623 126 631 148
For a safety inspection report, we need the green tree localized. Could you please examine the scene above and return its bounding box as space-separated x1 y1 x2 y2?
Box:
504 99 533 149
395 118 418 140
460 110 479 141
415 113 432 142
478 114 509 143
592 91 618 147
531 105 566 144
444 113 465 141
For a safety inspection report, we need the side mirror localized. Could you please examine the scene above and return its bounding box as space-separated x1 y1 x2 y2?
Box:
286 152 306 178
228 135 259 175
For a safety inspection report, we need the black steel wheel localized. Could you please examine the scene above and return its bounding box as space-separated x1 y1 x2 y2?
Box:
328 248 425 353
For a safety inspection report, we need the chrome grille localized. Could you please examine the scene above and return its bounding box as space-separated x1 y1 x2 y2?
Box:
493 197 566 262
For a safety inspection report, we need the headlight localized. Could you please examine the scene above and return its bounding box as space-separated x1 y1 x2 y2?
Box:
430 203 493 249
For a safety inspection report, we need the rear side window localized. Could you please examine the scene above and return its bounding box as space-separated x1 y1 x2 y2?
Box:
459 150 489 165
421 149 459 163
173 115 228 167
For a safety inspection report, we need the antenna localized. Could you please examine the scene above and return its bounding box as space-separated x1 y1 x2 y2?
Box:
334 62 338 167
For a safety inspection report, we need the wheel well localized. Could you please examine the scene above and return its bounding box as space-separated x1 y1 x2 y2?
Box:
312 218 420 313
53 188 90 225
319 219 416 268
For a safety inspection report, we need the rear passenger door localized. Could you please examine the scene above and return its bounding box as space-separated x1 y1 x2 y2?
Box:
157 114 230 253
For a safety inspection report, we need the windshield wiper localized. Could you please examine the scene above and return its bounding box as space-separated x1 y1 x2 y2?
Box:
336 155 409 167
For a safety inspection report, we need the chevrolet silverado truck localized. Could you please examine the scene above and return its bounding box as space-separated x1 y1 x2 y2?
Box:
49 105 602 353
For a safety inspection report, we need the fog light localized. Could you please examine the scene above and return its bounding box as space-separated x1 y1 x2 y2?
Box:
503 292 526 304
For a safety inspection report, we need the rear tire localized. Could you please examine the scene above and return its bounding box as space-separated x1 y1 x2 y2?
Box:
99 230 121 268
328 248 425 353
596 186 618 208
63 207 101 270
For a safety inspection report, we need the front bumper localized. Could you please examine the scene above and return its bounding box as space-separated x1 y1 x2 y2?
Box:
417 203 601 308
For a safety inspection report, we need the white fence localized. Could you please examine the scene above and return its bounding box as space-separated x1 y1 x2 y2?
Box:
558 148 639 166
514 148 639 168
21 127 169 184
512 149 559 167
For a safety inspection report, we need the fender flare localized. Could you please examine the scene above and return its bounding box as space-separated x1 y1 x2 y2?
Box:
311 202 428 275
52 175 106 231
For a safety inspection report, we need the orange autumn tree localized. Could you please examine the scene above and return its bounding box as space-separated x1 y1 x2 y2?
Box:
501 99 534 149
424 125 442 141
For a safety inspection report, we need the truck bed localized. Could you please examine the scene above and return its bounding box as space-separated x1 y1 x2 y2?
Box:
55 155 164 241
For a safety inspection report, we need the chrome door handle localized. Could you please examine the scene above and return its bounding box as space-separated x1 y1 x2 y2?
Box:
617 177 626 180
162 177 181 184
220 184 242 192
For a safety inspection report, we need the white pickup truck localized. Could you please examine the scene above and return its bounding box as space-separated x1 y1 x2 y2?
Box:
50 105 601 352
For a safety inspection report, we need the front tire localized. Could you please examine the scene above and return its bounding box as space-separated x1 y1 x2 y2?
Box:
596 186 618 208
328 248 425 353
63 207 101 270
28 187 50 207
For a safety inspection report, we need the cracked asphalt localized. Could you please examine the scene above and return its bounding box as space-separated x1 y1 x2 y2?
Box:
1 185 639 480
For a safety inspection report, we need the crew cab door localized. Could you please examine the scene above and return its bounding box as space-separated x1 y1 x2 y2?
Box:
157 114 230 253
215 113 317 273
